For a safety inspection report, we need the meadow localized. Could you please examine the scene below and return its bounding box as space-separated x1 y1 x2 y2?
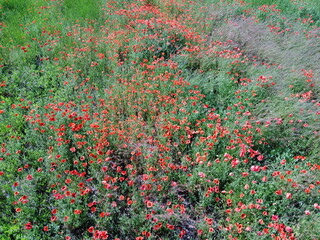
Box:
0 0 319 239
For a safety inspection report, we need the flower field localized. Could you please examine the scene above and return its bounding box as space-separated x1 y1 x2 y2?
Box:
0 0 319 239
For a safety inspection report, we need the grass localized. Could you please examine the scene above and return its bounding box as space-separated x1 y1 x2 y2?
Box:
0 0 319 239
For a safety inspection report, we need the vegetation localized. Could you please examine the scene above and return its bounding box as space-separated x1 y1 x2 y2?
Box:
0 0 319 239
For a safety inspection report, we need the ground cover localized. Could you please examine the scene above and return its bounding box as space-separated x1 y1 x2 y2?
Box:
0 0 319 239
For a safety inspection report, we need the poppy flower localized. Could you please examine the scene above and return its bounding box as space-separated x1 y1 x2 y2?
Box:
25 222 32 230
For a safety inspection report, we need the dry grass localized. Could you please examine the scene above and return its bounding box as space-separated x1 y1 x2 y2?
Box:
204 6 320 160
215 17 320 93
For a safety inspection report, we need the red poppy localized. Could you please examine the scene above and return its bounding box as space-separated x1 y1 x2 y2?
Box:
25 222 32 230
74 209 82 214
146 201 154 208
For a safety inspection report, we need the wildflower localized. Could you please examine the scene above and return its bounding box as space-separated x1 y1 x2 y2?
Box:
88 226 94 233
275 189 282 195
146 201 154 208
26 175 33 180
250 165 260 172
285 226 292 233
74 209 82 214
25 222 32 230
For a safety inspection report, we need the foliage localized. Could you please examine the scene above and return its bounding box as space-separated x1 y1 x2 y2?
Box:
0 0 319 239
